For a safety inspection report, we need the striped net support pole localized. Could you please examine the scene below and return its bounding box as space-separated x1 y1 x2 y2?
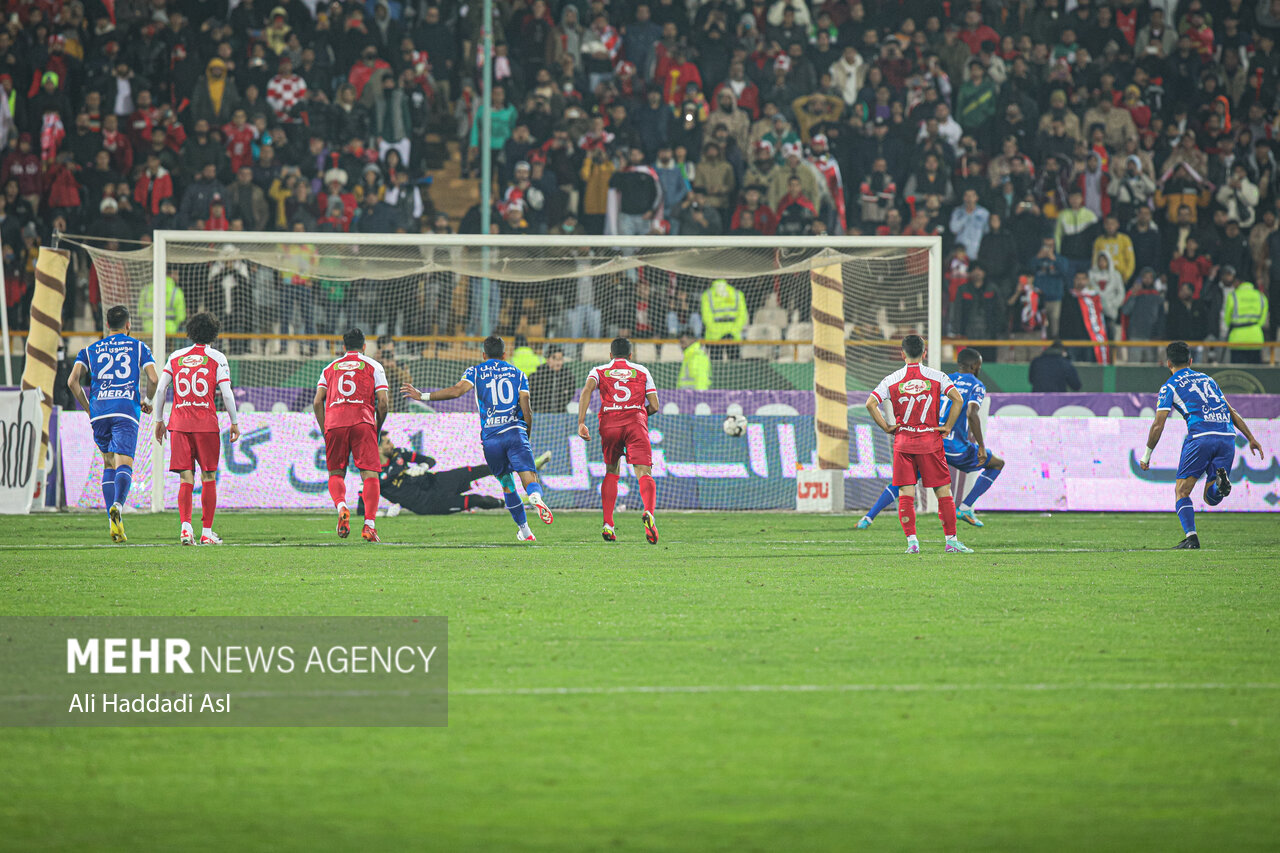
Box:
811 263 847 470
22 248 69 471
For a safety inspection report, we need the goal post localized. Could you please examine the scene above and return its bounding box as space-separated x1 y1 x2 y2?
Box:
74 232 941 514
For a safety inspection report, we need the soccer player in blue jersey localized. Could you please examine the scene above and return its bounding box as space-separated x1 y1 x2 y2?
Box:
66 306 160 543
402 335 553 542
1139 341 1264 549
856 348 1005 530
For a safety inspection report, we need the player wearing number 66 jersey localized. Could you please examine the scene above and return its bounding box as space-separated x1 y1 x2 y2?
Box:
577 337 661 544
402 335 553 542
152 313 240 545
314 329 390 542
865 334 970 554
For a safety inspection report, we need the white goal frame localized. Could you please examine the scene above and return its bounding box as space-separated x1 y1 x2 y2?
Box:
148 232 942 512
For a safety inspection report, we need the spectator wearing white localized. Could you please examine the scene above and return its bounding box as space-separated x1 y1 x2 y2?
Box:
1088 250 1126 335
830 45 865 106
1215 163 1259 229
949 189 990 259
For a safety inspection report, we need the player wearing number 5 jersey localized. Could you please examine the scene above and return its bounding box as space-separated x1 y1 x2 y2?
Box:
577 337 661 544
67 305 159 544
402 335 553 543
152 313 241 545
1139 341 1264 550
866 334 970 554
314 329 390 542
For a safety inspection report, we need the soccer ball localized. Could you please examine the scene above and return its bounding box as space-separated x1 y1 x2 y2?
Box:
723 414 748 437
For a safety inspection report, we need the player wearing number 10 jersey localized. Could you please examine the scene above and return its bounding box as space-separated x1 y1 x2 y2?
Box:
152 313 240 545
314 329 390 542
403 335 553 542
865 334 970 554
577 337 661 544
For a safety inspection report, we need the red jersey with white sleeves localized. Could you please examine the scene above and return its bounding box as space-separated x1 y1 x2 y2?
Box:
163 344 231 433
318 351 388 429
870 362 956 452
590 358 656 427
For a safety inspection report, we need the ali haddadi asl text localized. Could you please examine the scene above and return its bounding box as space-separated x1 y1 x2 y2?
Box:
68 693 230 714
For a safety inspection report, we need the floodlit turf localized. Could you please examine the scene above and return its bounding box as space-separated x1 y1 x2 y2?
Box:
1 510 1278 852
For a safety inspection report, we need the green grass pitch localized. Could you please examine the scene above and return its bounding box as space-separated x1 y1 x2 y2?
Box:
1 510 1277 852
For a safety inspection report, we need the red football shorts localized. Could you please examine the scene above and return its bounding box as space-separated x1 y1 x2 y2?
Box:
599 418 653 467
168 430 221 472
325 424 380 472
892 446 950 488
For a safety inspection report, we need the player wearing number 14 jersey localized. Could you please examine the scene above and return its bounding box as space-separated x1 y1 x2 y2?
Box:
314 329 390 542
152 312 240 545
865 335 970 554
402 335 553 542
577 337 661 544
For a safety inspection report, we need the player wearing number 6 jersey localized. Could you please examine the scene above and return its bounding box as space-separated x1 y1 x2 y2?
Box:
1139 341 1264 550
314 329 390 542
865 334 971 554
577 337 661 544
152 313 240 545
402 335 553 542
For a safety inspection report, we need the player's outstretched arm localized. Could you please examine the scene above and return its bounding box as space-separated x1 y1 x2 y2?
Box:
67 362 91 413
936 387 965 434
577 376 598 441
312 386 327 433
407 379 473 402
1140 410 1170 470
1228 404 1265 459
864 394 896 434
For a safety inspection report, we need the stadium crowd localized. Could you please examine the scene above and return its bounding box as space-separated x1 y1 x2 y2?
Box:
0 0 1275 361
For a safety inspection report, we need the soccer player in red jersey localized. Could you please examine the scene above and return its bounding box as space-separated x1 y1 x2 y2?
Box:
577 337 661 543
313 328 390 542
152 312 241 545
865 334 972 554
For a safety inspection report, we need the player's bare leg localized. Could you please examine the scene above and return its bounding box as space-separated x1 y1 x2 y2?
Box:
934 484 973 553
177 469 196 545
601 462 620 541
359 470 381 542
519 470 553 525
329 468 350 538
1173 476 1201 549
198 470 222 544
635 464 658 544
957 453 1004 527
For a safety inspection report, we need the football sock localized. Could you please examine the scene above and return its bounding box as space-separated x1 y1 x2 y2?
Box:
328 474 346 508
601 473 619 527
1176 497 1196 535
938 496 958 536
363 477 380 521
177 481 193 525
1205 480 1224 507
961 468 1001 509
201 480 217 530
897 494 916 537
504 489 528 527
102 467 116 512
525 481 544 501
637 474 656 514
867 485 899 520
113 465 133 506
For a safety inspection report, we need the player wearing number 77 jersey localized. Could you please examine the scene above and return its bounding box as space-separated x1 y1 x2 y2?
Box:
402 335 553 542
314 329 390 542
151 312 241 545
865 334 970 554
577 337 661 544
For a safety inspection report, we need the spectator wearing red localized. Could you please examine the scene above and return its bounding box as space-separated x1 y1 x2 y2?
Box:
348 45 391 100
134 153 175 219
958 10 1000 55
731 184 777 235
660 46 702 108
1 134 40 200
128 90 161 154
1168 237 1212 299
714 61 761 120
223 108 258 173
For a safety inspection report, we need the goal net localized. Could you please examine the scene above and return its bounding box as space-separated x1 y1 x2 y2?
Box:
63 234 938 513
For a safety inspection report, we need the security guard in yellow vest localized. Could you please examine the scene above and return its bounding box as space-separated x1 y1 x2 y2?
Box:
677 330 711 389
1224 280 1269 364
136 275 188 338
699 278 748 360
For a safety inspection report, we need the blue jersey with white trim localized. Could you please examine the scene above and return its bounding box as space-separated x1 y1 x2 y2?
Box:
462 359 529 441
941 371 986 448
74 333 154 421
1156 369 1235 439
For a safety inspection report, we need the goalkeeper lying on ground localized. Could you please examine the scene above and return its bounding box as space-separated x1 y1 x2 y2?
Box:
358 433 549 516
